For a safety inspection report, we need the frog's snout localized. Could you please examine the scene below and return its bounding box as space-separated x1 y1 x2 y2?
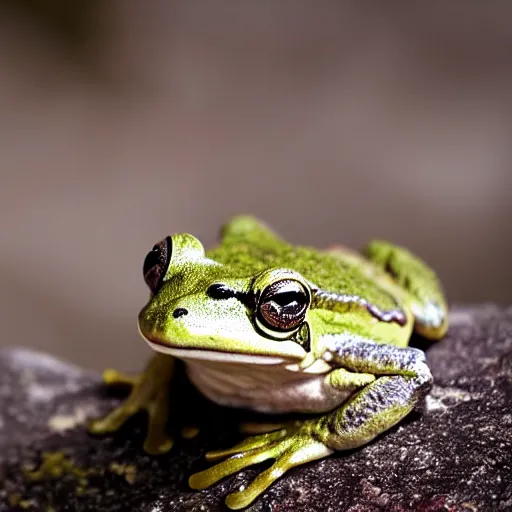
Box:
138 294 201 348
138 302 175 344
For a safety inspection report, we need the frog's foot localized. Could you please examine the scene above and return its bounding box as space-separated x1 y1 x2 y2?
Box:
189 423 332 510
89 354 175 455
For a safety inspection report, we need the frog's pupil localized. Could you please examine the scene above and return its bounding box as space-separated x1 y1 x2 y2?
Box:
270 291 306 309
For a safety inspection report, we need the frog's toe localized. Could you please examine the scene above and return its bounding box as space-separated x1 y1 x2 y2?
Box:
102 368 140 387
224 439 332 510
88 402 138 434
205 429 288 462
189 437 293 491
143 400 174 454
143 429 174 454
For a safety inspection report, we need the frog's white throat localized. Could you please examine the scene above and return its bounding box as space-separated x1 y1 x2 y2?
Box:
184 356 348 414
141 334 346 414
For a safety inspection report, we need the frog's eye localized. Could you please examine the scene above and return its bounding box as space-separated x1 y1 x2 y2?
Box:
256 279 309 336
143 237 172 293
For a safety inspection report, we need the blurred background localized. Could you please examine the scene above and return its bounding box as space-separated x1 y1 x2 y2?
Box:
0 1 511 372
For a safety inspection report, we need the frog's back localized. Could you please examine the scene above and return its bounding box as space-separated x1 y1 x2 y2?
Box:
206 217 400 311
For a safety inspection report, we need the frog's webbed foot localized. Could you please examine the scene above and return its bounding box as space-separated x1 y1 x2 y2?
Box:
89 354 175 454
189 422 332 510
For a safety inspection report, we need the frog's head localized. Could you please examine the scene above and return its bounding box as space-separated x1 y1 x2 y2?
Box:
138 233 311 365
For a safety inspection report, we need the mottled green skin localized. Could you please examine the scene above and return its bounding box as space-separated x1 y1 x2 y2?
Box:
216 218 391 292
212 217 401 312
91 215 449 510
138 216 446 360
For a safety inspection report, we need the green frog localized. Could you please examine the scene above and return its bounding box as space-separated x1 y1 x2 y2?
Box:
90 216 448 509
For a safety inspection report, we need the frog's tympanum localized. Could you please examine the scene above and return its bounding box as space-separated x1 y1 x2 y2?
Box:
90 216 448 509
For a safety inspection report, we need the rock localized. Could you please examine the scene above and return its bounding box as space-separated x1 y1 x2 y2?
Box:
0 305 511 512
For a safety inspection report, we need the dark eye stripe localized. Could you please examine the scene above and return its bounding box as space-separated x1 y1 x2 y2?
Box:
207 283 237 300
207 283 256 309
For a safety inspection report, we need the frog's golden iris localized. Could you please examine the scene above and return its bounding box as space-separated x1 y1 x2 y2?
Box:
90 215 448 510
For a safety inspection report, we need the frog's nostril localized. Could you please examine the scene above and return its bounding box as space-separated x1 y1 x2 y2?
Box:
173 308 189 319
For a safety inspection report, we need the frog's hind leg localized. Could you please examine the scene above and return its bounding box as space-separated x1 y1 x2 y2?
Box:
362 240 448 339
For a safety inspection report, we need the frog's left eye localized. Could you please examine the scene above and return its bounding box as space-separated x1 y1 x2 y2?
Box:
143 237 172 293
256 279 310 337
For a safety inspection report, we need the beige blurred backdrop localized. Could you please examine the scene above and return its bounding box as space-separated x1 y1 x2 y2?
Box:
1 2 511 372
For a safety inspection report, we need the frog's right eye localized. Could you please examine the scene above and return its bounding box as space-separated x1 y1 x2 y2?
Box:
256 279 310 339
143 236 172 293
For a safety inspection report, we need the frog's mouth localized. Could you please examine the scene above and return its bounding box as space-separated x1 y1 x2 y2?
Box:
139 328 306 366
148 342 293 365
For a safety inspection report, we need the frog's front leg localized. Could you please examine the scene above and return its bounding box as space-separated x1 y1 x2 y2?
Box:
315 335 432 451
89 353 175 454
189 337 432 510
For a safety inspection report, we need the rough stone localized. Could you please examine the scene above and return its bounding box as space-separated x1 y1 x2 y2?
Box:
0 305 511 511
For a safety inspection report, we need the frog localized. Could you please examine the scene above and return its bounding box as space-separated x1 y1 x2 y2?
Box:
89 215 448 509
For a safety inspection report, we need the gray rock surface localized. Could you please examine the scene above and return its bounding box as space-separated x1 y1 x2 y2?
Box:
0 305 511 511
